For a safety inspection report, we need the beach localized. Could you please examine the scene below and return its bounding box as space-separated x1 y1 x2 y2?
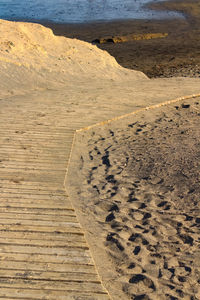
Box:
2 0 200 78
44 0 200 78
0 1 199 298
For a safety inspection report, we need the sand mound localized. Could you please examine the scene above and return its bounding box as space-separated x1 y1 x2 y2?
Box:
0 19 147 97
1 19 200 103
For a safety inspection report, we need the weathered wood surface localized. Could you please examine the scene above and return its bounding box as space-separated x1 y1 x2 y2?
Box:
1 84 200 299
0 91 111 299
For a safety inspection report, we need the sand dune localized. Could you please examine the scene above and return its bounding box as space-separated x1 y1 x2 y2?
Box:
1 18 200 101
0 19 146 98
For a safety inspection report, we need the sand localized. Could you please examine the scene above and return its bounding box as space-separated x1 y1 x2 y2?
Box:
0 19 146 98
67 98 200 300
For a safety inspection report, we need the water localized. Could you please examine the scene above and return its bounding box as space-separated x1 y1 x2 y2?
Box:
0 0 182 23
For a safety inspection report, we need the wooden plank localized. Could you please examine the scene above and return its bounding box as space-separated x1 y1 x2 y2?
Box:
0 155 69 162
0 230 86 242
0 127 73 131
0 146 70 153
0 224 82 234
0 207 75 216
0 136 73 142
0 174 64 184
0 132 74 137
0 201 60 207
0 200 70 207
0 212 77 222
0 201 73 208
0 279 106 294
0 237 87 248
0 169 66 177
0 151 68 158
0 252 93 264
0 260 95 274
0 165 65 171
0 269 99 282
0 195 68 202
0 202 73 209
0 133 74 139
0 180 63 187
0 181 64 189
0 125 74 131
0 288 109 299
0 137 72 143
0 145 70 151
0 187 66 195
0 245 90 256
0 169 66 175
0 159 66 165
0 148 68 155
0 136 72 142
0 218 80 227
0 192 67 199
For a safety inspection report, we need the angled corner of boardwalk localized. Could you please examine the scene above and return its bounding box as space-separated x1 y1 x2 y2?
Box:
0 91 110 300
0 81 199 300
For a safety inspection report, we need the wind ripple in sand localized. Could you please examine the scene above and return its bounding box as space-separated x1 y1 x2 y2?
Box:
76 99 200 300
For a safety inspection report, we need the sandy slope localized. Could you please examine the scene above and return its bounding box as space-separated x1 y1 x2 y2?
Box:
0 18 200 101
0 19 146 99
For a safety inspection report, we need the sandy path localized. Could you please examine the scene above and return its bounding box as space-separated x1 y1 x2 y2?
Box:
67 98 200 300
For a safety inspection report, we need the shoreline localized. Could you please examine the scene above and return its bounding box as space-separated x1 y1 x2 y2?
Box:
43 0 200 78
0 0 184 25
41 0 200 78
43 16 200 78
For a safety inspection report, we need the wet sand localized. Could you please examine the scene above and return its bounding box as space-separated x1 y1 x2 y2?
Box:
43 0 200 78
68 98 200 300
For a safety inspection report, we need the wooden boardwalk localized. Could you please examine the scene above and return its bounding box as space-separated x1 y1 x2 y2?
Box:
0 85 200 299
0 90 111 299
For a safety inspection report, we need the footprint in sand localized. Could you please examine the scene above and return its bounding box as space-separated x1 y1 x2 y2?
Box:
80 99 200 299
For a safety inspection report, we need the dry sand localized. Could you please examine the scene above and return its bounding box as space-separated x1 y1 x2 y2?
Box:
67 98 200 300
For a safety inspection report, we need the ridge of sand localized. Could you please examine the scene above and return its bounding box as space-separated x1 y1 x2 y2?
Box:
0 19 147 98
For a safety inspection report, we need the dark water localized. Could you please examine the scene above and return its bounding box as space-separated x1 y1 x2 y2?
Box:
0 0 182 24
